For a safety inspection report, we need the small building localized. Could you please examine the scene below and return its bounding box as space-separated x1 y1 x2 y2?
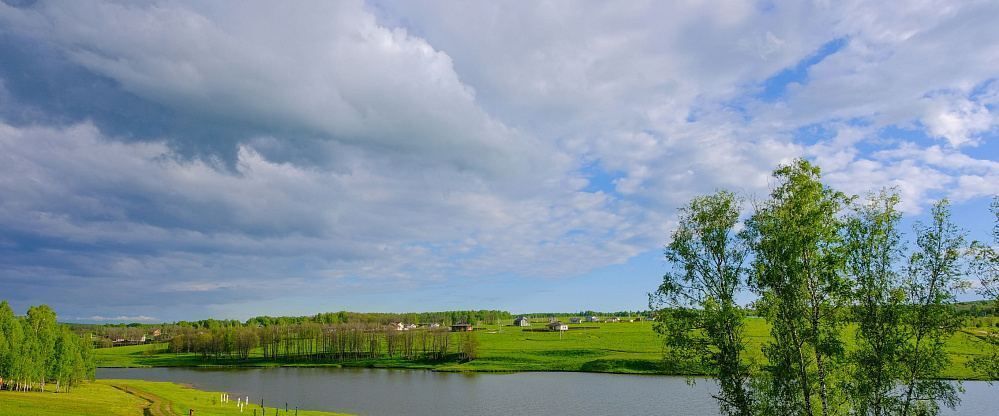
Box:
587 316 600 322
548 322 569 331
514 316 531 327
428 323 441 329
390 322 405 331
605 317 621 323
405 324 418 330
451 323 474 332
569 317 583 324
151 329 162 338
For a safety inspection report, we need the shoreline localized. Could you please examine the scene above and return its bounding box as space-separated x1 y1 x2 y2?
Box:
96 363 998 382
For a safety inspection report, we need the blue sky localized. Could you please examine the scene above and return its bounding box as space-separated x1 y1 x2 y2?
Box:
0 1 997 322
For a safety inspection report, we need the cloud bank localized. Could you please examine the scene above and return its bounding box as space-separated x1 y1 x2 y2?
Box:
0 0 996 320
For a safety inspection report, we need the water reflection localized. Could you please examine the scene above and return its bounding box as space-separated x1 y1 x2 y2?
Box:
97 367 995 416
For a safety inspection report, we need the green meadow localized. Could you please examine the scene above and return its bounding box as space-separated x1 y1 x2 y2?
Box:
95 319 998 380
0 379 350 416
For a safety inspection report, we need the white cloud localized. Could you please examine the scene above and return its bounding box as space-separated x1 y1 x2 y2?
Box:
0 120 654 312
0 0 997 318
0 0 557 181
922 93 997 147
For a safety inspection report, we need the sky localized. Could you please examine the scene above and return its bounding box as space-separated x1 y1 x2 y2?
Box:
0 0 997 323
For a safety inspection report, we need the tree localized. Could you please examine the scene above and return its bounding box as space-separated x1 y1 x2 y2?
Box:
51 328 78 392
968 196 998 379
0 301 21 390
899 200 965 416
747 159 851 416
845 190 907 416
650 190 754 416
27 304 58 390
459 331 479 361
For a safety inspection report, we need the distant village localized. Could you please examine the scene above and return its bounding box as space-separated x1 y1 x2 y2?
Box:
89 313 647 347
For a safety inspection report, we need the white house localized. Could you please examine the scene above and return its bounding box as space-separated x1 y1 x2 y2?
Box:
514 316 531 327
569 317 583 324
587 316 600 322
548 322 569 331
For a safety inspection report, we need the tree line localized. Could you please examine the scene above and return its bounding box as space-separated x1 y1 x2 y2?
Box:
520 311 649 319
0 301 95 392
78 309 510 334
168 322 480 362
650 159 999 416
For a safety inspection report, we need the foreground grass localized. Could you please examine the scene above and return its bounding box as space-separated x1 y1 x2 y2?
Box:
0 380 351 416
96 319 999 380
0 382 145 416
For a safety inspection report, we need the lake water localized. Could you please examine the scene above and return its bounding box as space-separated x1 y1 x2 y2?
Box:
97 368 997 416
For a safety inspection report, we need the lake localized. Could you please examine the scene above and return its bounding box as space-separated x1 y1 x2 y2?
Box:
97 368 997 416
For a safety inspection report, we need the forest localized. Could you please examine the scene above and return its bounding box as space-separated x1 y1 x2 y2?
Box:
0 301 95 392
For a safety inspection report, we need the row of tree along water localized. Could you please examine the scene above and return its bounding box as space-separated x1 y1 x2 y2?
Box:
0 301 96 392
167 323 479 362
650 159 999 416
78 309 513 347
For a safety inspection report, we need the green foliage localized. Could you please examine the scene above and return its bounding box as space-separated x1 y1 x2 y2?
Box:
651 190 753 416
651 162 994 416
0 301 94 392
845 190 908 416
898 200 965 416
968 196 999 380
747 159 851 416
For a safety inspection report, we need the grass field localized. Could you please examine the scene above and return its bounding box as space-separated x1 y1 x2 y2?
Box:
0 380 352 416
95 319 998 380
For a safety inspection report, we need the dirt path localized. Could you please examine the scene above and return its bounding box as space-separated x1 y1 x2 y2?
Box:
109 383 179 416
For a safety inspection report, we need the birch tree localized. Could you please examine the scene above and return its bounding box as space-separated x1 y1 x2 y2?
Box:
845 191 907 416
899 200 964 416
651 190 754 416
969 196 998 379
747 159 851 416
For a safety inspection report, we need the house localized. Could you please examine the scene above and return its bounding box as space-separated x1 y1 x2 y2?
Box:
514 316 531 327
548 322 569 331
428 323 441 329
405 324 418 330
587 316 600 322
151 329 162 338
451 323 474 332
605 317 621 323
390 322 405 331
569 317 583 324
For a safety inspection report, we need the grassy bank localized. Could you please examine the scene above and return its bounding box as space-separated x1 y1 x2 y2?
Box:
0 380 351 416
95 319 998 380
